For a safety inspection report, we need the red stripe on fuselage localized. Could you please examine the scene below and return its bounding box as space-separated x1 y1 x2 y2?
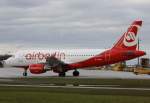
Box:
68 49 145 70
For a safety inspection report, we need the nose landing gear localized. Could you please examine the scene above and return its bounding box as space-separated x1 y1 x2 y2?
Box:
58 72 66 77
23 68 28 76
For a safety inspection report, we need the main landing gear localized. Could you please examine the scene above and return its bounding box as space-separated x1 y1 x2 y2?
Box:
58 72 66 77
58 70 80 77
73 70 79 76
23 68 28 77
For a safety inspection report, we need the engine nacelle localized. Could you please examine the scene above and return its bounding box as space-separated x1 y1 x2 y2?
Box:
29 64 46 74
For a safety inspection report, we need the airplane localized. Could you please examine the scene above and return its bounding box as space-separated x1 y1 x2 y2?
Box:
1 20 146 77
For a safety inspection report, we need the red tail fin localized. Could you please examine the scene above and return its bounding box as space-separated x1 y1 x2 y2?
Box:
112 20 142 50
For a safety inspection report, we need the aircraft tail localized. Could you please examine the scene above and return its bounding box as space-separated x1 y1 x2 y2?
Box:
112 20 142 50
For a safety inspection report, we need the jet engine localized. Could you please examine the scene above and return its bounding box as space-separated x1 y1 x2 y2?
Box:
29 64 47 74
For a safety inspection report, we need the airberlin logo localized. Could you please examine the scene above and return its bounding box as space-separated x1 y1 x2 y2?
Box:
25 52 65 60
123 32 137 47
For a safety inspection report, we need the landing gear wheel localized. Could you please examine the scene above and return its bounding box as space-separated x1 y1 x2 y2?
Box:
23 72 27 76
59 72 66 77
134 72 138 75
23 68 28 77
73 70 79 76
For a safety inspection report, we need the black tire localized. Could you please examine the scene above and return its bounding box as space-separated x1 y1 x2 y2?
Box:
73 70 79 76
134 72 138 75
59 72 66 77
23 72 27 76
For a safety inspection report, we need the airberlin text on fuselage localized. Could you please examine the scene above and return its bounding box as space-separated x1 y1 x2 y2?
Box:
25 52 65 60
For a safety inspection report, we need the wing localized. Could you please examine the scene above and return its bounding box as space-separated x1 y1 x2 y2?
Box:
44 56 69 73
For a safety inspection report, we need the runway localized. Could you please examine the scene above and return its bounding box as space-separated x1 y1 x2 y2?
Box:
0 74 150 97
0 67 150 79
0 77 150 92
1 84 150 91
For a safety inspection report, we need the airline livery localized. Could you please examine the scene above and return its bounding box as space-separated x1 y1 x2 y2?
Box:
2 20 146 77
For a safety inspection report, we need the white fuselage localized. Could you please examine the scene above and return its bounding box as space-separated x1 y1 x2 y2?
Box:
4 49 106 67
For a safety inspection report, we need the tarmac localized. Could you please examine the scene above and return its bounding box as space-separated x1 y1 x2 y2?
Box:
0 68 150 92
0 67 150 79
1 83 150 91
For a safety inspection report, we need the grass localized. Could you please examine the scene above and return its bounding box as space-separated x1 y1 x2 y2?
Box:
0 86 150 103
1 93 150 103
0 89 150 103
1 77 150 103
1 86 150 96
4 77 150 88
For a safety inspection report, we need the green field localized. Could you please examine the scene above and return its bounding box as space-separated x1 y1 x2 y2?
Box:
0 86 150 103
4 77 150 88
1 77 150 103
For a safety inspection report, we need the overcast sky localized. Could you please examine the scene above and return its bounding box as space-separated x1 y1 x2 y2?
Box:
0 0 150 49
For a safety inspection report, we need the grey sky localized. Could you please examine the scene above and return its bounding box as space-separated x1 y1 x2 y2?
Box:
0 0 150 49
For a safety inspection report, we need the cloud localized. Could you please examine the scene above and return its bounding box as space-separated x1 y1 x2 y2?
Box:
0 0 149 48
0 0 49 8
126 0 150 4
